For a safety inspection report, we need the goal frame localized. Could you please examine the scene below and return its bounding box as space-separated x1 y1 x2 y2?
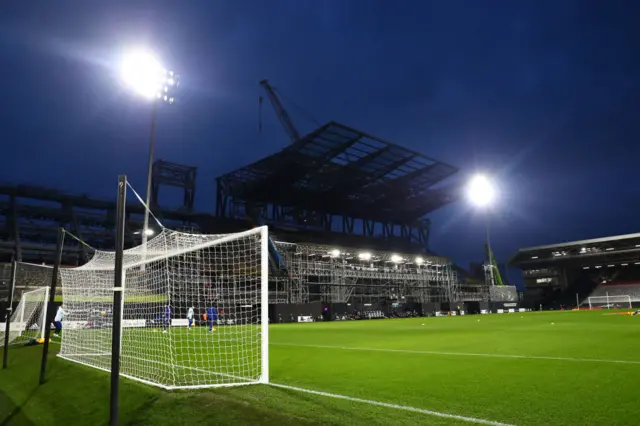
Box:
1 286 50 346
587 295 632 310
20 287 50 341
57 225 271 390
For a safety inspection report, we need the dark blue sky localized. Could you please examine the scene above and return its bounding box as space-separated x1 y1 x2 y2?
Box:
1 1 639 279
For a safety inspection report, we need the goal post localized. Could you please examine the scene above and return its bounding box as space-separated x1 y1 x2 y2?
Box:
587 295 632 309
57 225 270 390
0 286 50 347
1 261 56 353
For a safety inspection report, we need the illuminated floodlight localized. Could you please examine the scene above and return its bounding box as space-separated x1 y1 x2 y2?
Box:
133 228 154 236
467 174 497 208
329 249 340 258
358 252 372 261
415 256 424 265
121 49 178 102
390 254 403 263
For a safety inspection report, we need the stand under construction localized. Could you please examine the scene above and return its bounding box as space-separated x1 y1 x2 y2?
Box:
1 80 502 310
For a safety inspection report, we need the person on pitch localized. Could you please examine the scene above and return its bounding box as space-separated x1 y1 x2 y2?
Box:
187 306 195 329
206 306 218 332
53 303 66 337
163 304 171 333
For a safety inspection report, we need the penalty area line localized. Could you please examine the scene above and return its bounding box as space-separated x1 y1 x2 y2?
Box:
271 342 640 365
269 382 514 426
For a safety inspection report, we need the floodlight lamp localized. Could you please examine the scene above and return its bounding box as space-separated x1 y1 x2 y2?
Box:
358 252 372 261
121 49 166 99
415 256 424 265
390 254 403 263
329 249 340 258
467 174 497 208
144 228 155 236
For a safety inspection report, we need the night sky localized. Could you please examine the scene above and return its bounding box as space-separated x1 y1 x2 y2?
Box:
1 1 639 282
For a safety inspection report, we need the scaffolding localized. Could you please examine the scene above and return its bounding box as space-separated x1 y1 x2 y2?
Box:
267 241 484 305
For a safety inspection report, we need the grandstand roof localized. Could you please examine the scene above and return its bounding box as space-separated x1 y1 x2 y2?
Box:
509 232 640 268
217 121 459 223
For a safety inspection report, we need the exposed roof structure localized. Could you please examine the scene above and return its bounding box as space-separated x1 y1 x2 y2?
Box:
218 121 459 223
509 232 640 268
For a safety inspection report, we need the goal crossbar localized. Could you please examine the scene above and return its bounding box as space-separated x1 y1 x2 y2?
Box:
78 227 265 272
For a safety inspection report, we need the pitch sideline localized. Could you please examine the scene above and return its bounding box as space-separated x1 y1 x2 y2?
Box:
49 341 512 425
271 342 640 365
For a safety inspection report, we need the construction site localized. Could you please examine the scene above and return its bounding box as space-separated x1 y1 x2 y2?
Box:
0 80 518 316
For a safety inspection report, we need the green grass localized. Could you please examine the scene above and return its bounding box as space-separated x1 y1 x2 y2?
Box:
1 310 639 425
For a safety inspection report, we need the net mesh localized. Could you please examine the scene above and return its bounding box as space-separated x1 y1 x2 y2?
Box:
58 226 268 390
1 286 49 346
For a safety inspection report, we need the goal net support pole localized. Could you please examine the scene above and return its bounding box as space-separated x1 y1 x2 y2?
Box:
2 260 18 369
110 175 127 426
39 227 65 385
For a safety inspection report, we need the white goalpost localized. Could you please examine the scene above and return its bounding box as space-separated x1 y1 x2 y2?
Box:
588 295 632 310
57 226 269 390
0 286 50 346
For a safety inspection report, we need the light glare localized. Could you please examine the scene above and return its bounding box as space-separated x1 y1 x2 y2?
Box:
467 174 497 208
358 252 372 261
121 50 165 99
390 254 403 263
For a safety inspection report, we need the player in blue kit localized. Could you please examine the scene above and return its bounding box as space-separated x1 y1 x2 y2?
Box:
163 305 171 333
207 306 218 332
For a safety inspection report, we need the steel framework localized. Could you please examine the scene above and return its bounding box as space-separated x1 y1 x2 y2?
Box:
0 181 205 265
266 241 484 305
151 160 197 212
216 121 460 248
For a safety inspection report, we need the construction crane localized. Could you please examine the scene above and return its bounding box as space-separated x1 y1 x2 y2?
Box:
259 79 301 143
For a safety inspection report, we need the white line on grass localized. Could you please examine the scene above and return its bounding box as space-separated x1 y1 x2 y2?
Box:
51 340 511 424
272 342 640 365
269 382 514 426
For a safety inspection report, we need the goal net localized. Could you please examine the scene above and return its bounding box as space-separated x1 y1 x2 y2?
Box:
58 226 269 390
0 287 50 346
587 295 632 309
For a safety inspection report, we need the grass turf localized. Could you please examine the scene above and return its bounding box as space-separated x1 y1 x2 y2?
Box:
1 310 639 425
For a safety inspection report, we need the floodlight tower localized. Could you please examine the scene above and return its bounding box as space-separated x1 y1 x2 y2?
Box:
121 49 179 247
466 174 500 288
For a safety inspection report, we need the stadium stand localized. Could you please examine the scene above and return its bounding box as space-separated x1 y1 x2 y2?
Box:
586 282 640 302
510 232 640 309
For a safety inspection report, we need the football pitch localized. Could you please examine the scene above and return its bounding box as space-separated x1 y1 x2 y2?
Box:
1 310 639 425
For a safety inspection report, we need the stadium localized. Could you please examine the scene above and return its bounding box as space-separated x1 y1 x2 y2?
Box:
510 233 640 310
1 82 639 426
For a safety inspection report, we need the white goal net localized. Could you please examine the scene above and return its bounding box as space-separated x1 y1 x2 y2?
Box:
58 226 269 390
588 295 632 309
1 286 50 346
